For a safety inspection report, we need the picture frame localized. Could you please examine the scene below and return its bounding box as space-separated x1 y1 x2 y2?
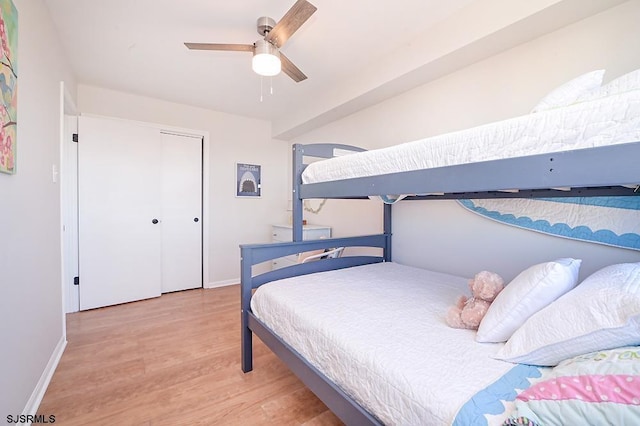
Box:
236 163 261 197
0 0 18 175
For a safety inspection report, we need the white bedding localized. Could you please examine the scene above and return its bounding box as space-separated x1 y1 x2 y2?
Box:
251 262 515 425
301 89 640 185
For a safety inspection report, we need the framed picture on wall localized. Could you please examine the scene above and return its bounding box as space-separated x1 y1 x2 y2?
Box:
0 0 18 175
236 163 261 197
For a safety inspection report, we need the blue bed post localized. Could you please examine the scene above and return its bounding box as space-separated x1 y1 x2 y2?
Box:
240 246 253 373
292 144 304 242
383 203 392 262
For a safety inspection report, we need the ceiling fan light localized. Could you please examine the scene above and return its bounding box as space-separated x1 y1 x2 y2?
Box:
252 54 281 76
252 40 281 77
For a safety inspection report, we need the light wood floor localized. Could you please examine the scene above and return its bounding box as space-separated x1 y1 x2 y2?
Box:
39 285 344 426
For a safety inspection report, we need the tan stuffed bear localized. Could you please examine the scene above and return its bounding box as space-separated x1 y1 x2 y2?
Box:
446 271 505 330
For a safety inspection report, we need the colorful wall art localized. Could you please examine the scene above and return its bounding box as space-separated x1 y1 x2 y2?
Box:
0 0 17 175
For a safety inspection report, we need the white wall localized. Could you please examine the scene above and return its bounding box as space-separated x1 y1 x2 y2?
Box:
292 1 640 280
0 0 76 417
77 85 290 285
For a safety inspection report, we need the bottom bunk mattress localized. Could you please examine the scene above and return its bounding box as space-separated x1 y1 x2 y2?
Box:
250 262 540 425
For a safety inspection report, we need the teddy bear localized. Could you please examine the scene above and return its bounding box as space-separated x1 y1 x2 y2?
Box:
446 270 505 330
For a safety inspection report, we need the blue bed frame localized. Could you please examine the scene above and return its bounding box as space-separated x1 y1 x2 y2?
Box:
240 141 640 425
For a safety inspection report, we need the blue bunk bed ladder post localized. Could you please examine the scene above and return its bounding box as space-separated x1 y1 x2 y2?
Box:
292 144 305 242
240 246 253 373
383 203 392 262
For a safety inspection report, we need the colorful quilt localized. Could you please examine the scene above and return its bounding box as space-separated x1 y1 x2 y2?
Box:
504 346 640 425
458 197 640 251
453 364 546 426
454 347 640 425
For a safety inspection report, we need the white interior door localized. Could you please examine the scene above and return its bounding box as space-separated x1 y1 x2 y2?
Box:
160 132 203 293
78 116 162 310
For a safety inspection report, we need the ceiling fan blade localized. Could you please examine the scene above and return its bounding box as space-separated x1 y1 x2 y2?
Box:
280 52 307 82
184 43 254 52
265 0 317 48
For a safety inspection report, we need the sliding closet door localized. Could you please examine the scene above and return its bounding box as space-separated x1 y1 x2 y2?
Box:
160 132 203 293
78 116 162 310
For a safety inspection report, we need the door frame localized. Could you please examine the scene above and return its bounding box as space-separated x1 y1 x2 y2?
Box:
61 112 210 313
59 82 78 317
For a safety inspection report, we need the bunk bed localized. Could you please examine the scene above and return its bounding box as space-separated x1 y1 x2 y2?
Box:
240 70 640 425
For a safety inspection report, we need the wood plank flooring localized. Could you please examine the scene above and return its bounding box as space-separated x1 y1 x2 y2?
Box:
38 285 344 426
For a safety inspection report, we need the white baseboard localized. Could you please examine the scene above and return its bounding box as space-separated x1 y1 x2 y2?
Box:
23 335 67 416
205 278 239 289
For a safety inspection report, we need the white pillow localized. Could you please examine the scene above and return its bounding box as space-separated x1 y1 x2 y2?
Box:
531 70 605 113
476 258 581 343
496 262 640 366
576 67 640 103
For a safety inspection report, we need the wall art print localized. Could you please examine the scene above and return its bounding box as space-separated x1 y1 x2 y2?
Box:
0 0 16 175
236 163 261 197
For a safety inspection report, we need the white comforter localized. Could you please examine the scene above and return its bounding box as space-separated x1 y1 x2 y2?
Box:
301 90 640 184
251 262 514 425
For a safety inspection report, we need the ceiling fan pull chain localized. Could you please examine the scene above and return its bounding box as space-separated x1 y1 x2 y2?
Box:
260 76 264 102
270 76 274 95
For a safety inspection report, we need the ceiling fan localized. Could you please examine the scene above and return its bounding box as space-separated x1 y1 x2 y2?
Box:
185 0 317 82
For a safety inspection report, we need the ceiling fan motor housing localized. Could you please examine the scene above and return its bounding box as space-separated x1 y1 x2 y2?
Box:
256 17 276 36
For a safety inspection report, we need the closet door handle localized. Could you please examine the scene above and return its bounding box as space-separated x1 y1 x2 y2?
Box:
194 217 199 222
152 219 159 224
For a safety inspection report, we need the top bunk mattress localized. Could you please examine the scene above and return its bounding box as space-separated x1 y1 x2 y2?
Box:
251 262 521 425
301 89 640 185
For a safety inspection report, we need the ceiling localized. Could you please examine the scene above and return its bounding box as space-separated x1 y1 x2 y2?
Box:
44 0 627 139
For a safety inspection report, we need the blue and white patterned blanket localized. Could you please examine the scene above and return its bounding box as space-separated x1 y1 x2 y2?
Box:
458 196 640 251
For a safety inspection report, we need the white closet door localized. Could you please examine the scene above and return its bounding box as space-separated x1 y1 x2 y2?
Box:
78 116 162 310
160 132 203 293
